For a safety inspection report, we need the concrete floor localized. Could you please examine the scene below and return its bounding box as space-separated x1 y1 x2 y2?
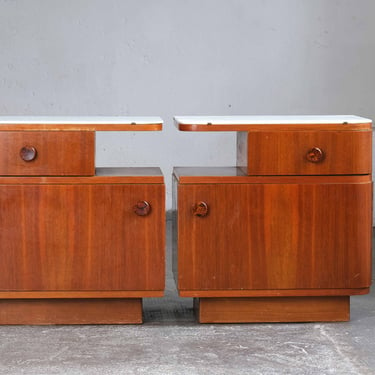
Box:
0 224 374 375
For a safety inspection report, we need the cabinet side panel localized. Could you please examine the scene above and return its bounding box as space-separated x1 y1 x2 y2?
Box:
172 174 178 287
236 132 248 174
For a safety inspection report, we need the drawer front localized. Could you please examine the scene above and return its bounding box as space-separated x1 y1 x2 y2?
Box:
246 131 372 175
0 131 95 176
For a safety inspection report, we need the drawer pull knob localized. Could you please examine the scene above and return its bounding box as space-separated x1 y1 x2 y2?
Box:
133 200 151 216
193 201 209 217
20 146 37 162
306 147 325 163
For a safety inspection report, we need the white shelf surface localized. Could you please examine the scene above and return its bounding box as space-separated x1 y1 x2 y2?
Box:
0 116 163 125
174 115 371 125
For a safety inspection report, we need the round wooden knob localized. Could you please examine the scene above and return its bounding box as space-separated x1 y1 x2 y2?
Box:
20 146 37 162
133 201 151 216
306 147 325 163
193 201 209 217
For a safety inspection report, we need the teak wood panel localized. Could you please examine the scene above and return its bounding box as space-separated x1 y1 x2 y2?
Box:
179 287 369 298
195 296 350 323
0 183 165 291
0 131 95 176
0 168 164 185
0 298 142 325
177 182 372 291
238 131 372 175
0 290 163 299
173 167 370 184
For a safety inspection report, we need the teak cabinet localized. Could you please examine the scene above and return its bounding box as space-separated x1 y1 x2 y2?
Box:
0 116 165 324
173 115 372 323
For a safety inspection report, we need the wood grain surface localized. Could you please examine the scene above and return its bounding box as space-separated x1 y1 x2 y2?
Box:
239 130 372 175
0 183 165 292
179 288 369 298
0 168 164 184
0 298 142 324
0 131 95 176
177 181 372 291
0 290 163 298
195 296 350 323
173 167 369 184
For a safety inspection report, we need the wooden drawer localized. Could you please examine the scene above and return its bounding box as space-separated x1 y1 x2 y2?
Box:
0 131 95 176
240 131 372 175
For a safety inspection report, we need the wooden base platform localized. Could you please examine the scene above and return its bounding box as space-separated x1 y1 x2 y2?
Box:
0 298 143 325
194 296 350 323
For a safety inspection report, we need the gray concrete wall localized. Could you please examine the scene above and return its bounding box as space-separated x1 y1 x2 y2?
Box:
1 0 374 210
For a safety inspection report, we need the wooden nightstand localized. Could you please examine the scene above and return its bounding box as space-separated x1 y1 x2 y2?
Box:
173 115 372 323
0 116 165 324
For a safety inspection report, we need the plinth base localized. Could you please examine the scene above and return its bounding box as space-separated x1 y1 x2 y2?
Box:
194 296 350 323
0 298 143 325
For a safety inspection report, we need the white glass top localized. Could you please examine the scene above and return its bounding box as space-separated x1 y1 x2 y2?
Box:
0 116 163 125
174 115 371 125
0 116 163 131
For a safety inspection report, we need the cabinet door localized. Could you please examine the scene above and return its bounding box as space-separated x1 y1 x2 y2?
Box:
0 184 164 291
177 182 371 291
